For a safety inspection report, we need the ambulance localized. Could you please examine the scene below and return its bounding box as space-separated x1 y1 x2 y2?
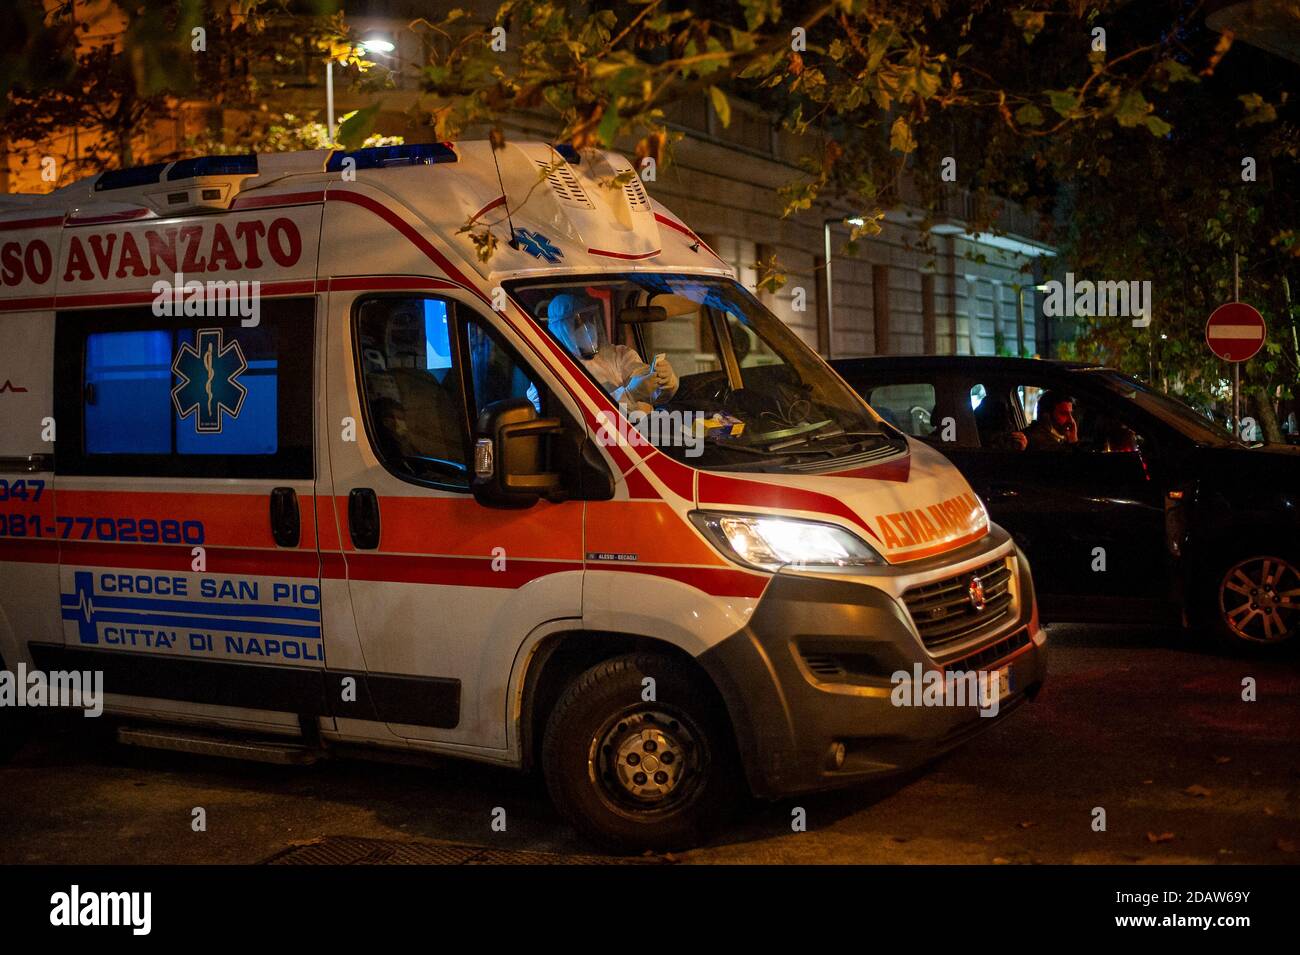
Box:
0 141 1046 850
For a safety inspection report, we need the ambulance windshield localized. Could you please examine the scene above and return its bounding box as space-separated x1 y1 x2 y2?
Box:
508 274 903 472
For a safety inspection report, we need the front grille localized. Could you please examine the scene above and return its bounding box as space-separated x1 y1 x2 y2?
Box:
946 627 1031 673
902 557 1013 651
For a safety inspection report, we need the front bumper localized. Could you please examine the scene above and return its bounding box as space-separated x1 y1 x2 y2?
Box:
698 528 1047 799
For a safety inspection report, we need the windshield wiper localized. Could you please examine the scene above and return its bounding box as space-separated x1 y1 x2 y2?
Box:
744 419 836 449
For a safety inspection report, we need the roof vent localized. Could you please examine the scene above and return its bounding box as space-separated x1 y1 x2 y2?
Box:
535 159 593 208
622 174 650 209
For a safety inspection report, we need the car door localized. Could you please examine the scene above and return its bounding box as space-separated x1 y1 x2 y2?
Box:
943 373 1169 620
326 290 585 750
50 299 325 724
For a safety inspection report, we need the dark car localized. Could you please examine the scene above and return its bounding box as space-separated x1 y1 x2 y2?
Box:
832 356 1300 650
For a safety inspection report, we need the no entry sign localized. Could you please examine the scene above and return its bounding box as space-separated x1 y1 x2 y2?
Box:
1205 302 1266 362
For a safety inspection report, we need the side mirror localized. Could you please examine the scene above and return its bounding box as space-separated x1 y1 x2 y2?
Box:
472 398 564 508
617 305 667 325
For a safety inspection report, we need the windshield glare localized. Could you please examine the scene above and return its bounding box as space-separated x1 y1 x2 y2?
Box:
507 274 896 470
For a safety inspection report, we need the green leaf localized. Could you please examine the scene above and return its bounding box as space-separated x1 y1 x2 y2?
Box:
1011 11 1046 44
1046 89 1080 117
1113 89 1151 128
1159 59 1197 84
596 104 621 145
1239 92 1278 126
1142 114 1172 136
336 103 380 149
1015 103 1044 126
889 115 916 153
709 85 731 128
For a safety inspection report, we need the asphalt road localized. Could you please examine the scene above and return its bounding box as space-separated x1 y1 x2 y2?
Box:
1 623 1297 865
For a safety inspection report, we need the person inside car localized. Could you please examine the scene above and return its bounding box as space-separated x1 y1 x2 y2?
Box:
548 291 678 412
1023 391 1079 450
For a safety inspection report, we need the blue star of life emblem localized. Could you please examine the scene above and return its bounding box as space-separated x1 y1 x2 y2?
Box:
515 228 564 264
171 328 248 433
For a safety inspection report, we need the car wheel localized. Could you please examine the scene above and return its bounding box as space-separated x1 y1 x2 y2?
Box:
542 653 739 853
1207 552 1300 649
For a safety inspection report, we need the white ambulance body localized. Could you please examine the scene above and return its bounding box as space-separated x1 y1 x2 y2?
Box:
0 142 1046 849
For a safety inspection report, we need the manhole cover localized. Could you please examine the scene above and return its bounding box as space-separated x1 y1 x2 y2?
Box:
262 836 656 865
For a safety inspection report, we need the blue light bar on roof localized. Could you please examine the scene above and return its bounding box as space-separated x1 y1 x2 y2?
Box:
553 144 581 164
166 154 258 180
94 162 170 191
326 143 457 172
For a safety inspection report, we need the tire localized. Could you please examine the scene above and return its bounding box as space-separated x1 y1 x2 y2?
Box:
1199 549 1300 651
541 653 740 853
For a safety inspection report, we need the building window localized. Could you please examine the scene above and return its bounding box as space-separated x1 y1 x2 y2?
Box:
921 273 937 354
872 265 890 355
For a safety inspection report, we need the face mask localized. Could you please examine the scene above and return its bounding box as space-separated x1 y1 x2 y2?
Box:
566 319 600 359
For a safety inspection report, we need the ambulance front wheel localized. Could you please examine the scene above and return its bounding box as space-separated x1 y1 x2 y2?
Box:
542 653 740 853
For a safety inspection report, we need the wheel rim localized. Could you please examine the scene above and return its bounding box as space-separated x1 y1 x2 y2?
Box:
1218 555 1300 644
588 706 706 814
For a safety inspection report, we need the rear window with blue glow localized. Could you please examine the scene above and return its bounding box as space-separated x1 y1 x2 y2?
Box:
85 326 279 456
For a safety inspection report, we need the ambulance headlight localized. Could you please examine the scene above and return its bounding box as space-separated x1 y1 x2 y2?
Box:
689 511 882 572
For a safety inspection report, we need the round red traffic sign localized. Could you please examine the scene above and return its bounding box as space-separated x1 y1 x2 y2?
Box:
1205 302 1266 362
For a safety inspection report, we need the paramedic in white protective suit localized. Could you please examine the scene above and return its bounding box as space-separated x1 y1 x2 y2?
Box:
548 292 679 412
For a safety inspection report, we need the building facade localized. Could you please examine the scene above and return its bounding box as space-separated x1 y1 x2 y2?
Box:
1 1 1057 362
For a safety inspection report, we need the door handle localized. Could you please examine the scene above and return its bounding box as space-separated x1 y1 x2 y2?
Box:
349 487 381 550
269 486 300 548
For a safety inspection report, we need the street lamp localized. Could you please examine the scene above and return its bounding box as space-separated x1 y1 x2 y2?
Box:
326 34 396 141
822 215 864 360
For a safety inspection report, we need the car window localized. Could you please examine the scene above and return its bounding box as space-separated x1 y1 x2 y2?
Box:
970 381 1027 450
356 296 471 487
1013 381 1142 453
55 299 314 479
1091 371 1241 447
1017 385 1044 424
866 383 937 437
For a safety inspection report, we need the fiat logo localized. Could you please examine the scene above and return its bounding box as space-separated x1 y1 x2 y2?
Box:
967 575 986 612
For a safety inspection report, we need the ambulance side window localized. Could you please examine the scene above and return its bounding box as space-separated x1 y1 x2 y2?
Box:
355 296 471 488
53 300 314 478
